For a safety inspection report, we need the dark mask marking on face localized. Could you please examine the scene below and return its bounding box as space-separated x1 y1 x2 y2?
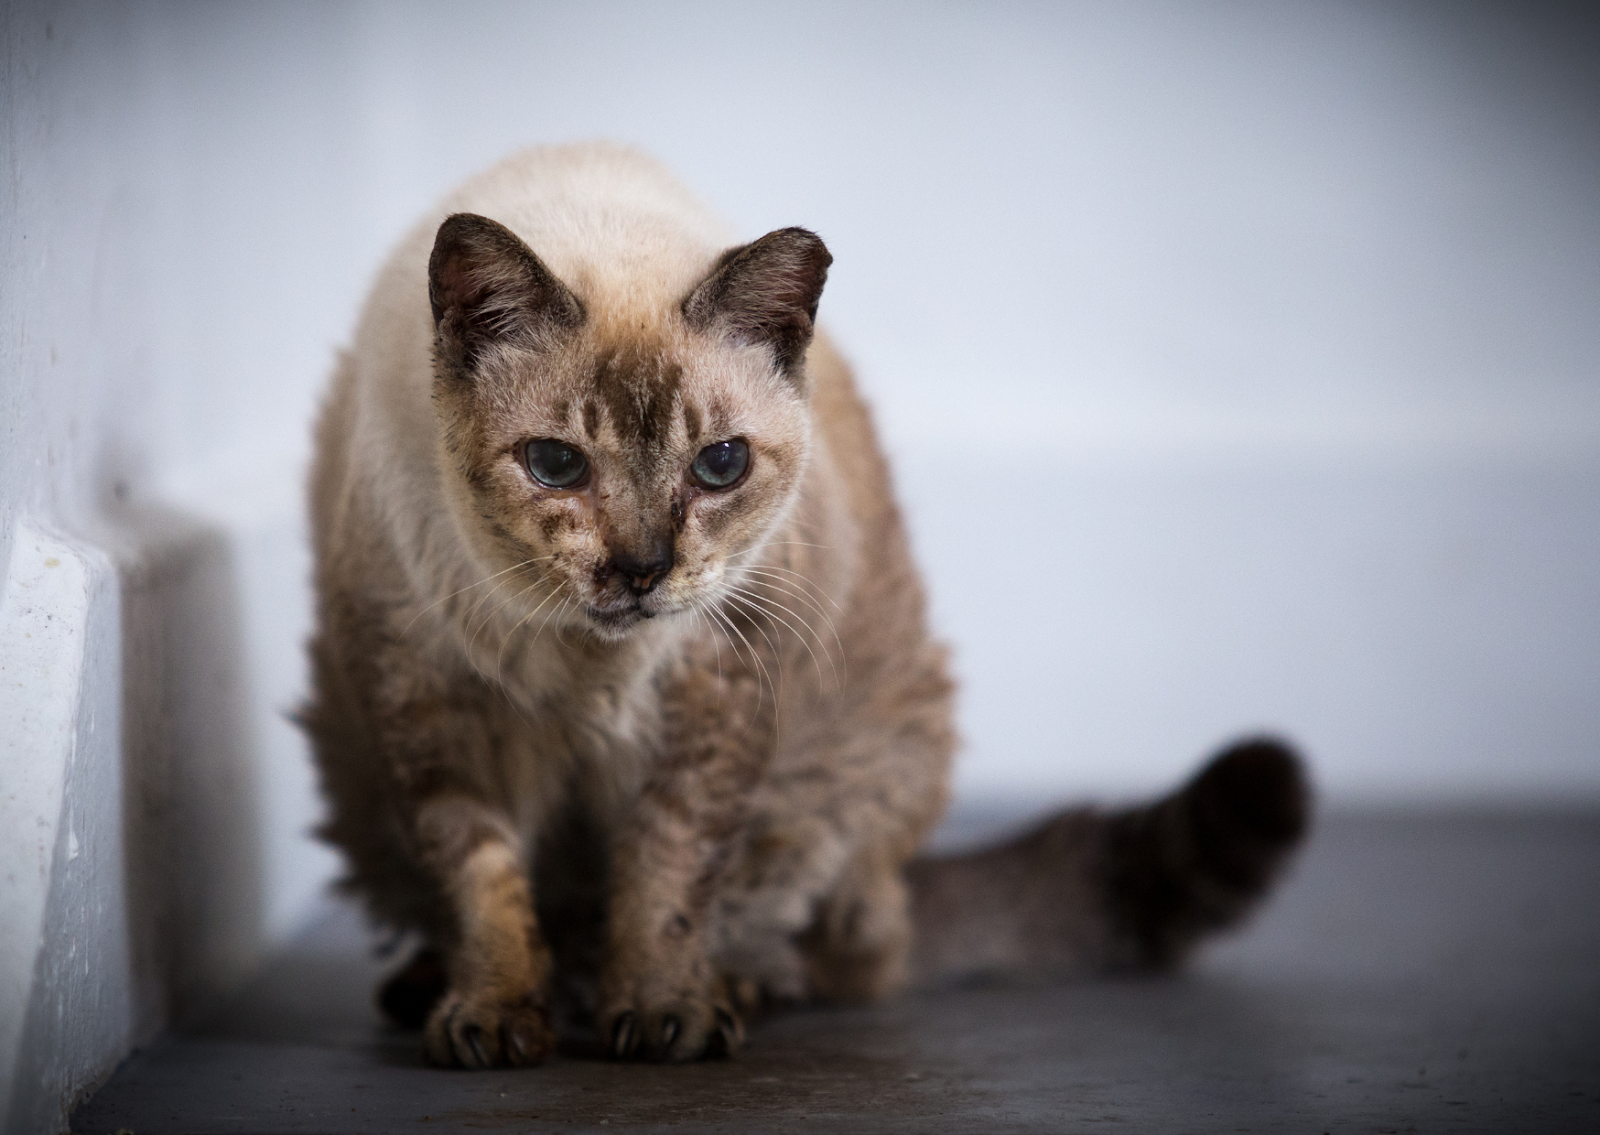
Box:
583 399 601 440
592 345 683 450
698 485 761 541
539 512 578 541
485 517 526 555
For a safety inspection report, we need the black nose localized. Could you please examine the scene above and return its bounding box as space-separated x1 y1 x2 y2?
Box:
611 544 673 596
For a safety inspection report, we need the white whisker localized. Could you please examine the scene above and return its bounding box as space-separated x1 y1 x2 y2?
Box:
496 581 567 685
466 577 541 662
690 600 725 685
721 593 784 694
401 555 555 637
723 584 834 687
729 540 831 559
705 598 773 719
734 571 848 665
537 594 576 650
737 564 845 612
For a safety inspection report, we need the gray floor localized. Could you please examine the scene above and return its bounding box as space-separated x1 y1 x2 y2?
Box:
74 810 1600 1134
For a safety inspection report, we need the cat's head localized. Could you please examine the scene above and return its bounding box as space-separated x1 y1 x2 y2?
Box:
427 212 830 643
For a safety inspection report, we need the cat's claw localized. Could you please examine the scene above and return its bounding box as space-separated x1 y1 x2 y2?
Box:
604 998 742 1062
611 1011 638 1058
709 1005 743 1057
424 990 554 1069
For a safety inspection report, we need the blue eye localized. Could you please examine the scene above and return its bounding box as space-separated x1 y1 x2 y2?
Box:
690 439 749 489
525 439 588 488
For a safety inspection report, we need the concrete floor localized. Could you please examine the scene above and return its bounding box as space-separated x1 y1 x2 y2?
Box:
73 810 1600 1134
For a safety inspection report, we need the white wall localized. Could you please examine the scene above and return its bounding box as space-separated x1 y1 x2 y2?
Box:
2 1 1597 1128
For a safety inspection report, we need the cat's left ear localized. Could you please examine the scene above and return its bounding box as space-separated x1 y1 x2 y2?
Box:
682 228 831 380
428 213 584 377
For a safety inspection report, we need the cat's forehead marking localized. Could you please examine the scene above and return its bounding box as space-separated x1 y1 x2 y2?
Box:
682 402 703 445
591 342 683 448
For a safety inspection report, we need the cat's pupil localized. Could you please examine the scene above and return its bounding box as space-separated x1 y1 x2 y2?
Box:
525 439 588 488
691 440 749 488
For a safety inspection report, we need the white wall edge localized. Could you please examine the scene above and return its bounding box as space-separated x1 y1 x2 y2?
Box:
0 520 123 1135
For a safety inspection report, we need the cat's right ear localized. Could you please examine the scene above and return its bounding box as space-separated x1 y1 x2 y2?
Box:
681 228 831 380
428 213 584 377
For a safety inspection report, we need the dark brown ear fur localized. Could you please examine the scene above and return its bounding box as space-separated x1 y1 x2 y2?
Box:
428 212 585 376
682 227 832 375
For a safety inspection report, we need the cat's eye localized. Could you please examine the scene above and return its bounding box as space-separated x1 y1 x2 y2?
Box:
690 439 749 489
524 439 589 489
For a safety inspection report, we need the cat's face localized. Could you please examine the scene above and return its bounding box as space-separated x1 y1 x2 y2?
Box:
428 214 830 643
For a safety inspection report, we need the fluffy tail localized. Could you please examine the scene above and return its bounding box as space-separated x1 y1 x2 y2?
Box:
907 738 1310 984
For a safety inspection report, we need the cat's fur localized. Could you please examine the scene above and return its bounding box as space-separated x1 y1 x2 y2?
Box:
303 142 1308 1069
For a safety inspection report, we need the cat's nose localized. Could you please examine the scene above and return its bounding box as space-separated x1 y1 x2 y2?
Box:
611 544 674 596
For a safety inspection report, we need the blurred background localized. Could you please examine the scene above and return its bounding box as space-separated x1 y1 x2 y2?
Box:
2 2 1597 1127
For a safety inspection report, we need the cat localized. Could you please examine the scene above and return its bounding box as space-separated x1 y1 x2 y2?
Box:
302 142 1308 1069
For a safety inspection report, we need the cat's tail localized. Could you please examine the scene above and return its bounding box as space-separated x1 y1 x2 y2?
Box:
906 737 1310 985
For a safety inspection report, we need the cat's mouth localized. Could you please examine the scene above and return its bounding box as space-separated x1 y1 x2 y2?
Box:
583 599 666 633
586 603 648 626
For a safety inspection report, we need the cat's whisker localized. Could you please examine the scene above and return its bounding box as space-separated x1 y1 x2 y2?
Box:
734 582 839 681
689 602 735 718
708 601 765 697
733 571 847 670
721 592 787 696
716 594 791 748
467 581 542 687
465 577 543 663
531 591 576 650
552 593 582 649
401 555 555 637
733 572 848 680
736 564 846 613
705 597 773 718
497 581 568 684
729 540 831 559
722 584 834 688
726 589 825 685
691 599 766 741
734 579 843 670
688 600 724 686
460 574 523 648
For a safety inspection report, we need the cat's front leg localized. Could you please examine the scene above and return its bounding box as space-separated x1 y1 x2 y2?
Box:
413 790 556 1068
601 835 744 1063
600 667 763 1062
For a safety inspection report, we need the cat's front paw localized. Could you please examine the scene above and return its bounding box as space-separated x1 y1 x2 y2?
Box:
423 987 555 1069
603 994 743 1063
